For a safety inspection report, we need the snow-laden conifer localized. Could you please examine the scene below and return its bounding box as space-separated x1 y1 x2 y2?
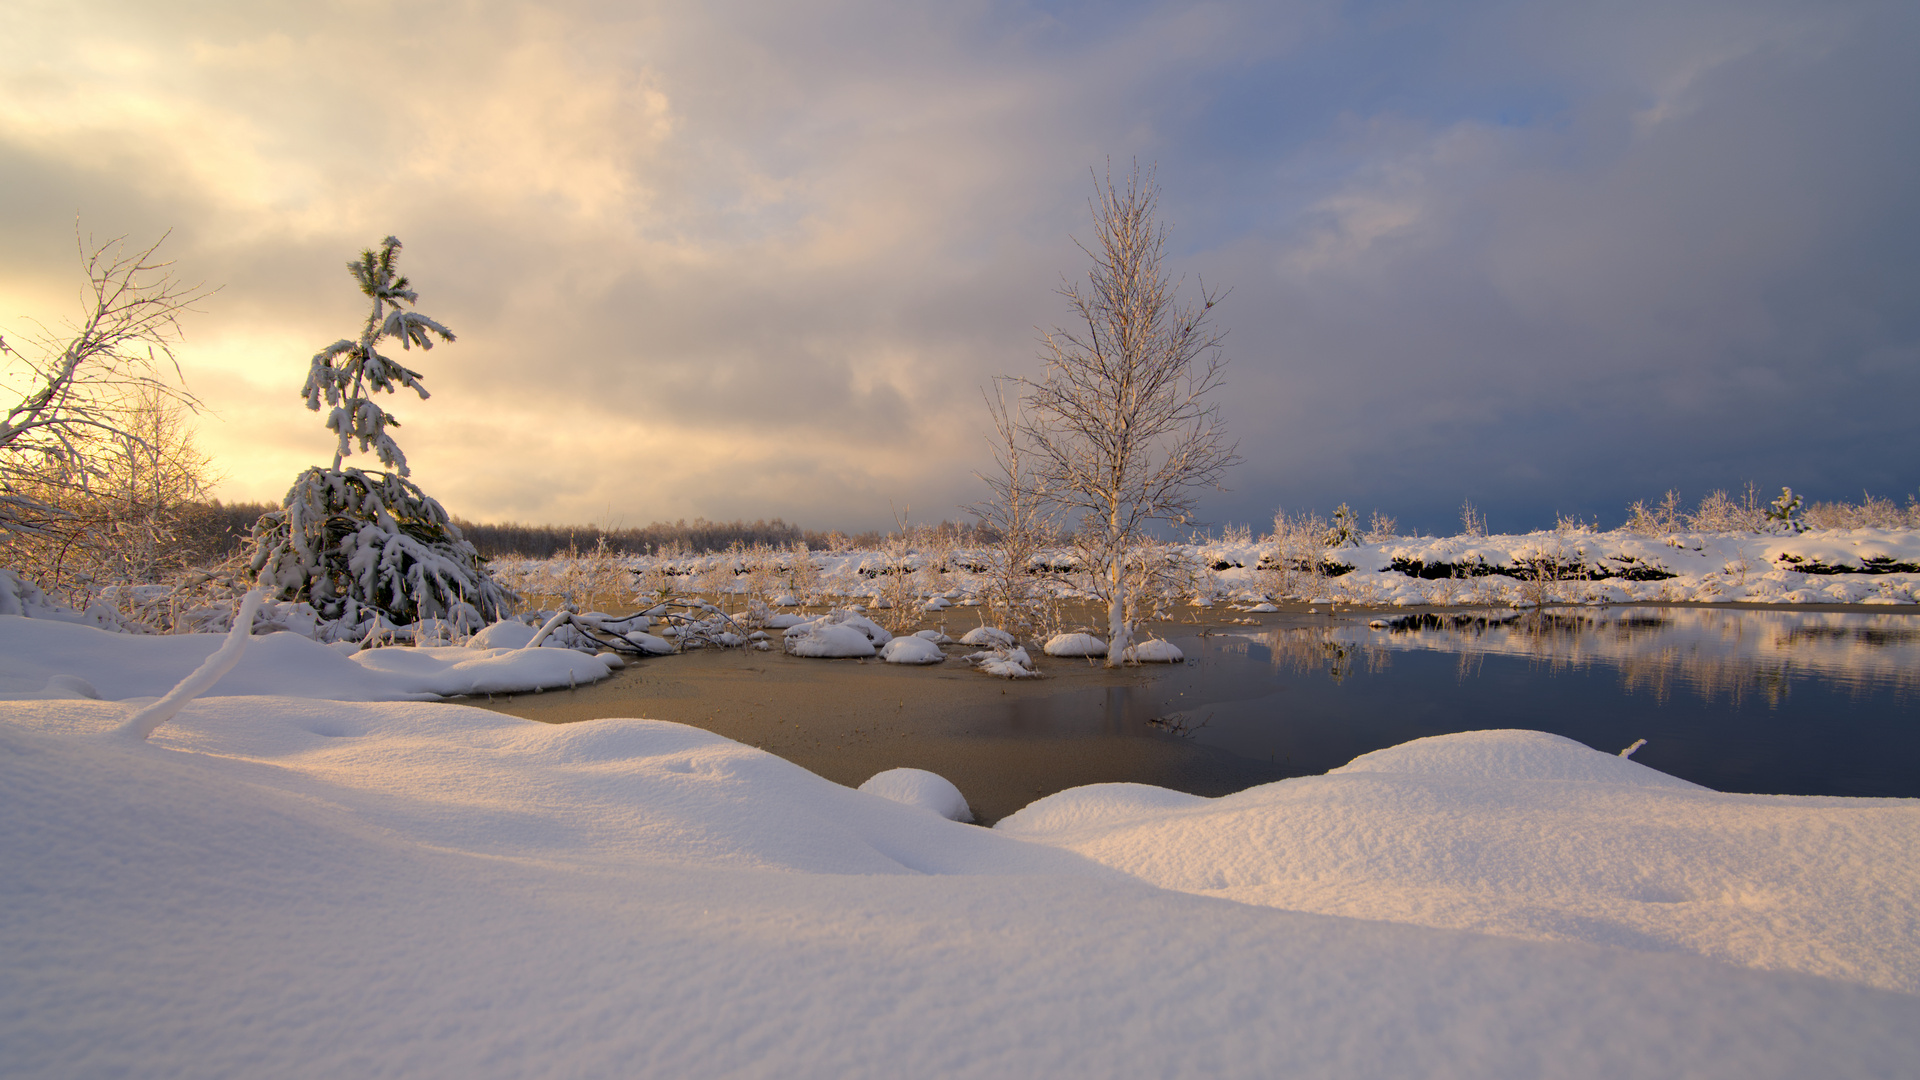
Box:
250 238 512 633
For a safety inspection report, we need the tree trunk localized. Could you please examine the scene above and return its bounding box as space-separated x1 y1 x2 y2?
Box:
1106 521 1129 667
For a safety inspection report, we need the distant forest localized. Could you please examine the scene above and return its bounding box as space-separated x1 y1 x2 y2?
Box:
178 501 985 559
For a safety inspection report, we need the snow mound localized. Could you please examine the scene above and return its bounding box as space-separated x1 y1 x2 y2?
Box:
466 619 538 649
1001 728 1920 994
879 636 945 665
785 622 876 658
859 767 975 822
762 613 807 629
1248 602 1279 613
1044 632 1108 658
772 594 802 607
922 596 951 611
1122 638 1183 663
960 626 1015 648
913 629 953 645
623 631 674 655
1332 729 1706 788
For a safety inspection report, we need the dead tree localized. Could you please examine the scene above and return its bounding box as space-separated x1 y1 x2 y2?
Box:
1 231 206 539
1017 164 1238 665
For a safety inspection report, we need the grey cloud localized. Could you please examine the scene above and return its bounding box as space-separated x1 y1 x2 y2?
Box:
3 0 1915 533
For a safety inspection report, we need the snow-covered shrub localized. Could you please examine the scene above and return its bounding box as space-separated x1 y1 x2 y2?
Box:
248 237 514 631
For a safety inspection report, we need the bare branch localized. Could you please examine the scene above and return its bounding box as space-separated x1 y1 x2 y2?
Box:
1009 161 1241 664
2 229 212 538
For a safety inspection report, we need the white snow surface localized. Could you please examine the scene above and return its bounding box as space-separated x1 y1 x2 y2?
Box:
959 625 1016 647
465 618 539 649
3 695 1916 1078
1121 638 1184 663
878 635 945 664
0 615 615 701
1043 632 1109 658
858 766 974 821
784 621 876 658
998 729 1920 995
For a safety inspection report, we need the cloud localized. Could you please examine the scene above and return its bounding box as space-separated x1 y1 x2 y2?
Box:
2 0 1915 534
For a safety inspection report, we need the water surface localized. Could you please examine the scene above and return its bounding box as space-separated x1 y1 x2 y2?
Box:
485 607 1919 823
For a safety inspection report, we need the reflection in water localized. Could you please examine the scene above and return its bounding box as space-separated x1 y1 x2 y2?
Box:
1259 609 1920 707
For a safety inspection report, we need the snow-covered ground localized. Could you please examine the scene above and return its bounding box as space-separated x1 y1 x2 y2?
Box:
501 526 1920 613
3 615 1917 1077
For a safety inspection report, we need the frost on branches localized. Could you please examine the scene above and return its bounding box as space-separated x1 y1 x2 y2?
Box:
249 238 513 631
251 467 509 629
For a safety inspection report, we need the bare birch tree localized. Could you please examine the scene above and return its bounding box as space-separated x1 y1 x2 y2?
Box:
1017 164 1238 665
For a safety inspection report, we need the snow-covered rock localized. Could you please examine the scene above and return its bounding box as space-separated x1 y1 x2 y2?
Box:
1122 638 1183 663
785 622 877 658
960 626 1016 648
467 619 539 650
913 629 953 645
879 636 945 665
623 632 674 655
858 768 974 822
1044 632 1108 658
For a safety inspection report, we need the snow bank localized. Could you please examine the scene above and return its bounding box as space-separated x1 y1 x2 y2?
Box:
859 767 974 821
999 729 1920 994
0 616 614 701
3 701 1915 1078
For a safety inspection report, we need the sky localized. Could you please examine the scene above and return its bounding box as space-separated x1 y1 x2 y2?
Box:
3 0 1916 536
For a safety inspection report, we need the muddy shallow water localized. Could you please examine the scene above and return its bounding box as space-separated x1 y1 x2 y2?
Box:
478 604 1920 825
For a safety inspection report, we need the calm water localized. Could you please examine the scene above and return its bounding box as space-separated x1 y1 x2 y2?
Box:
493 606 1920 822
1134 608 1920 799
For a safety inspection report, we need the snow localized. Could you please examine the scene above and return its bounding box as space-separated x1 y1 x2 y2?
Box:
960 625 1016 647
1121 638 1183 663
965 645 1039 678
466 618 538 649
1044 632 1109 657
3 692 1916 1077
0 616 616 701
785 621 877 658
624 630 675 655
859 767 975 821
878 635 945 664
998 729 1920 994
5 584 1920 1074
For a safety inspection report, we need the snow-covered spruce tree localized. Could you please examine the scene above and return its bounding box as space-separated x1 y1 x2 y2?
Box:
249 237 513 633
